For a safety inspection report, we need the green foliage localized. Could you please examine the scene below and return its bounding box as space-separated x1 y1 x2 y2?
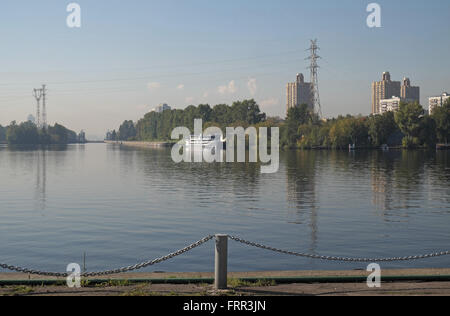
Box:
298 124 321 148
109 99 441 150
418 116 437 148
402 136 420 149
231 99 266 124
367 112 398 146
286 101 439 150
131 99 266 141
296 116 369 149
5 121 77 145
211 104 232 124
106 130 118 141
0 125 6 142
395 101 424 145
227 278 276 288
432 99 450 143
282 104 314 148
118 120 137 141
6 121 39 144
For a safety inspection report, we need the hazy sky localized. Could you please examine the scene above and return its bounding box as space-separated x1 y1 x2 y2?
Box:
1 0 450 138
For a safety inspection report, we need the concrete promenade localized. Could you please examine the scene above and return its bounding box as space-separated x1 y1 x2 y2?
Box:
1 269 450 296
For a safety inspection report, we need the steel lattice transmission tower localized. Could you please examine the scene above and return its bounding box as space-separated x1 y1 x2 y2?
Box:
33 88 43 129
32 84 48 129
306 39 322 118
41 84 47 129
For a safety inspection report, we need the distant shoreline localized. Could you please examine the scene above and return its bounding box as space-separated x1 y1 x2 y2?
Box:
105 140 172 148
104 140 449 151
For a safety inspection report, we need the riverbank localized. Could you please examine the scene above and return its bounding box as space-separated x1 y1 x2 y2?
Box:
1 269 450 296
105 140 173 148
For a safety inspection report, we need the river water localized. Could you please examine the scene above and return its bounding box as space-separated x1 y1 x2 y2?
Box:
0 143 449 273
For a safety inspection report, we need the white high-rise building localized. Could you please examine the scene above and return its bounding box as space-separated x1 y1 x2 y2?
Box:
379 97 402 114
429 93 450 115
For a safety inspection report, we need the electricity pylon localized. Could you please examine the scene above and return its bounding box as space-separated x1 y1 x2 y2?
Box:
41 85 47 129
33 88 43 129
307 39 322 118
32 85 48 129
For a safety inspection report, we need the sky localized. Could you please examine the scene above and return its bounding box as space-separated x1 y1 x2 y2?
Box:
1 0 450 138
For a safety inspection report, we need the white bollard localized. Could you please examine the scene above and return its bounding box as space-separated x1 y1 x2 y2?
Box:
214 234 228 290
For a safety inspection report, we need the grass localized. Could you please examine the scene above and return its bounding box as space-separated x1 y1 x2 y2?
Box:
227 278 276 288
121 288 154 297
120 287 210 297
0 277 275 296
93 279 133 288
3 286 34 296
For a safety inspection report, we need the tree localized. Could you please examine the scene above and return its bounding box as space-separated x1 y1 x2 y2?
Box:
328 118 352 149
395 102 424 148
368 112 397 146
130 100 267 141
47 123 69 144
298 124 321 148
418 115 437 147
0 125 6 142
3 120 78 145
6 121 39 145
118 120 137 141
348 117 369 146
432 99 450 144
212 104 231 124
197 104 212 122
282 104 313 148
286 104 312 125
230 100 266 125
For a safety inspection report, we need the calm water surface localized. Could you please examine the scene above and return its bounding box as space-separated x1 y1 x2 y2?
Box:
0 144 449 273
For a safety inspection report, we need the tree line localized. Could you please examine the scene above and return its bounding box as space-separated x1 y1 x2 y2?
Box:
283 100 450 149
106 99 267 141
0 121 81 145
107 98 449 150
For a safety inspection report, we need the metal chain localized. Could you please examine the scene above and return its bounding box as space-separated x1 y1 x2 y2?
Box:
0 235 214 278
229 236 450 262
2 234 449 277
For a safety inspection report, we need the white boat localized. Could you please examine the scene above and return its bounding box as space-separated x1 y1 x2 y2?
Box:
186 134 226 150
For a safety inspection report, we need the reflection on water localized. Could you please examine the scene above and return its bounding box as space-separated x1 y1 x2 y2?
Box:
286 151 318 253
0 144 449 272
369 151 450 221
35 150 47 211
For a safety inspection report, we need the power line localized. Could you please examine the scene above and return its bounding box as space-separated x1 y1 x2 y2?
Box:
0 48 308 87
0 58 304 100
